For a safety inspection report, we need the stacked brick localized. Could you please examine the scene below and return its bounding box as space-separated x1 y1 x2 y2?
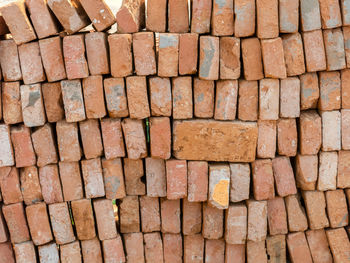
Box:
0 0 350 262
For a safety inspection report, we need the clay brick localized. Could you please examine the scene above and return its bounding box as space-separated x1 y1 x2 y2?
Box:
38 243 59 262
295 154 318 190
266 235 286 263
287 232 313 263
79 119 103 159
103 78 129 118
10 126 36 168
277 118 298 157
225 244 245 263
319 70 341 110
140 196 160 233
219 37 240 79
325 190 349 228
165 159 187 199
59 161 83 201
343 27 350 67
124 158 146 195
208 164 230 209
262 38 287 79
144 232 163 262
82 75 106 119
247 241 268 263
252 159 275 201
161 198 181 234
303 30 327 72
342 0 350 25
322 110 341 151
188 161 208 202
158 33 179 77
0 1 36 45
61 79 86 122
272 157 297 197
338 151 350 188
71 199 96 240
259 78 279 120
60 241 82 263
146 0 166 32
81 158 105 198
100 118 125 159
145 158 166 197
184 234 204 262
202 203 224 239
20 84 46 127
199 36 219 80
47 0 89 34
108 34 132 77
267 197 288 235
247 200 267 242
41 82 64 122
0 242 14 263
279 0 298 33
0 167 22 205
85 32 109 75
102 158 126 199
182 199 201 235
225 203 247 244
342 69 350 108
205 239 225 263
116 0 144 33
256 0 278 38
48 202 75 245
149 77 172 116
63 35 89 80
299 111 322 155
279 78 300 118
80 0 114 31
318 151 338 191
306 229 333 263
0 40 21 81
119 195 140 233
282 33 305 76
302 191 329 229
163 233 182 263
211 0 234 36
300 73 319 110
56 121 81 162
326 228 350 262
323 29 346 71
168 0 189 33
126 76 150 119
257 120 276 159
0 125 14 167
39 36 67 82
191 0 211 33
20 166 43 205
238 80 258 121
132 32 156 75
124 232 145 262
229 163 250 202
194 78 215 118
214 80 238 120
93 199 117 240
172 77 193 119
300 0 321 31
234 0 255 37
2 202 30 244
150 117 171 159
121 118 147 159
39 165 63 204
81 238 103 263
285 194 308 232
319 0 342 29
13 241 36 263
102 236 125 263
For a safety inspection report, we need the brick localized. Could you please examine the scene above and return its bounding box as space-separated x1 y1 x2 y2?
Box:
338 151 350 188
116 0 143 33
208 164 230 209
144 232 163 262
303 30 327 72
81 238 103 263
0 242 14 263
188 161 208 202
41 82 64 122
320 70 342 110
172 77 193 119
279 0 298 33
61 79 86 122
149 77 172 116
56 121 81 162
252 159 275 200
102 158 126 199
318 151 338 191
63 35 89 80
161 198 181 234
247 200 267 242
126 76 150 119
295 154 318 190
102 236 125 263
211 0 234 36
191 0 211 33
0 1 36 45
10 126 35 168
272 157 297 197
184 234 204 263
71 199 96 240
79 119 103 159
343 27 350 67
85 32 109 75
319 0 342 29
93 199 117 240
103 78 129 118
266 235 286 263
322 110 341 151
158 33 179 77
121 118 147 159
19 43 45 85
182 199 201 235
124 158 146 195
234 0 255 37
59 162 83 201
48 202 75 245
300 73 319 110
20 84 46 127
168 0 189 32
256 0 278 38
199 36 219 80
325 190 348 228
0 40 21 81
342 69 350 108
2 202 30 243
150 117 171 159
39 36 66 82
202 203 224 239
166 159 187 199
163 234 182 263
219 37 240 79
100 118 125 159
140 196 160 233
132 32 156 75
267 197 288 235
81 158 105 198
214 80 238 120
277 118 298 156
302 191 329 229
285 194 308 232
287 232 313 263
60 241 82 263
145 158 166 197
342 0 350 25
20 166 43 205
247 241 268 263
0 207 9 242
108 34 132 77
323 29 346 70
229 163 250 202
261 38 286 79
38 243 59 263
257 120 276 159
194 79 215 118
82 75 106 119
300 0 321 31
280 78 300 118
39 165 63 204
80 0 114 31
0 167 22 204
119 195 140 233
205 239 225 263
173 120 258 162
299 111 322 155
225 204 247 244
124 232 145 262
259 79 279 120
326 228 350 262
0 125 13 167
146 0 166 32
282 33 305 76
225 244 245 263
47 0 89 34
306 229 333 263
238 80 258 121
13 241 36 263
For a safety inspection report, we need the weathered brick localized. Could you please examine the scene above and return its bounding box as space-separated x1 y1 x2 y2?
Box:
102 236 125 263
259 78 279 120
306 229 333 263
59 161 83 201
81 238 103 263
145 158 167 197
132 32 156 75
20 166 43 205
38 243 59 263
199 36 219 80
71 199 96 240
256 0 278 38
144 232 164 263
299 111 322 155
318 151 338 191
326 228 350 262
229 163 250 202
285 194 308 232
247 200 267 242
82 75 106 119
234 0 255 37
242 38 264 80
247 241 268 263
158 33 179 77
300 73 319 110
146 0 166 32
205 239 225 263
282 33 305 76
267 197 288 235
41 82 64 122
203 203 224 239
39 165 63 204
161 198 181 234
116 0 143 33
0 40 21 81
257 120 276 159
0 167 22 205
168 0 189 33
279 78 300 118
166 159 187 199
261 38 287 79
342 69 350 108
81 158 105 198
20 84 46 127
102 158 126 199
338 151 350 188
279 0 298 33
303 30 327 72
121 118 147 159
295 154 318 190
191 0 211 33
211 0 233 36
266 235 286 263
225 203 247 244
182 199 201 235
163 233 182 263
13 241 36 263
323 28 346 71
85 32 109 75
80 0 115 31
150 117 171 159
32 124 58 167
342 110 350 150
194 79 215 118
0 207 8 242
326 190 349 228
60 241 82 263
319 0 342 28
322 110 341 151
0 242 14 263
119 195 140 233
149 77 172 116
272 157 297 197
209 163 230 209
103 78 129 118
140 196 161 233
124 158 146 195
302 191 329 229
108 34 132 77
287 232 313 263
184 234 204 262
101 118 125 159
93 199 117 240
126 76 150 119
172 77 193 119
56 121 81 162
61 79 86 122
300 0 321 31
225 244 245 263
10 126 36 168
238 80 258 121
79 119 103 159
252 159 275 200
220 37 240 79
343 27 350 67
277 118 298 157
214 80 238 120
124 232 145 262
2 82 22 125
187 161 208 202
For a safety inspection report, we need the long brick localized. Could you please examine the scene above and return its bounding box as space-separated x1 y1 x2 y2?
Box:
41 82 64 122
39 164 63 204
145 158 167 197
124 158 146 195
191 0 211 33
238 80 258 121
202 203 224 239
225 204 247 244
103 78 129 118
82 75 106 119
61 80 86 122
108 34 132 77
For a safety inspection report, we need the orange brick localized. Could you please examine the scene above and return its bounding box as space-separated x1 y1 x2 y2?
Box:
39 164 63 204
166 159 187 200
211 0 234 36
287 232 313 263
267 197 288 235
102 158 126 199
246 241 267 263
121 118 147 159
257 120 276 159
303 191 329 229
247 200 267 242
93 199 117 240
124 232 145 262
256 0 278 39
194 79 215 118
150 117 171 159
234 0 255 37
259 79 279 120
303 30 327 72
124 159 146 195
19 166 43 205
300 73 319 110
282 33 305 76
225 204 247 244
145 158 167 197
80 0 115 31
81 158 105 198
280 77 300 118
277 118 297 157
81 238 103 263
61 79 86 122
279 0 299 33
102 236 125 263
182 199 201 235
149 77 172 116
0 40 22 81
108 34 132 77
161 198 181 234
326 190 349 228
295 154 318 190
341 69 350 108
115 0 143 33
272 157 297 197
13 241 36 263
306 229 333 263
252 159 275 200
191 0 211 34
179 33 198 75
261 38 286 79
220 37 240 79
10 125 36 168
0 242 15 263
101 118 125 159
0 167 23 205
132 32 156 75
205 239 225 263
59 162 83 201
103 78 129 118
202 203 224 239
85 32 109 75
285 194 308 232
168 0 189 33
323 28 346 71
199 36 219 80
238 80 258 121
172 77 193 119
158 33 179 77
71 199 96 240
140 196 161 233
326 228 350 262
163 233 182 263
41 82 64 123
126 76 150 119
319 0 342 28
56 121 81 162
79 119 103 159
119 196 140 233
241 38 264 80
299 110 322 155
146 0 166 32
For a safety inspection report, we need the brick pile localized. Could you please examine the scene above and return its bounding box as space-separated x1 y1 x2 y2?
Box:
0 0 349 262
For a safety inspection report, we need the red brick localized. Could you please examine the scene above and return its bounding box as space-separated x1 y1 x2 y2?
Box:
247 241 268 263
209 164 230 209
326 228 350 262
59 161 83 201
10 126 35 168
295 154 318 190
252 159 275 200
119 195 140 233
193 79 214 118
121 118 147 159
183 234 204 263
81 158 105 198
205 239 225 263
225 203 247 244
300 0 321 31
191 0 211 33
0 40 21 81
168 0 189 33
342 111 350 150
166 159 187 199
158 33 179 77
103 78 129 118
60 241 82 263
277 118 298 157
126 76 150 119
229 163 250 202
115 0 143 33
163 234 182 263
102 158 126 199
149 77 172 116
303 30 327 72
342 69 350 108
31 125 57 167
219 37 240 79
287 232 313 263
124 232 145 262
234 0 255 37
132 32 156 75
299 111 322 155
214 80 238 120
0 206 9 243
81 238 103 263
256 0 278 38
306 229 333 263
247 200 267 242
338 151 350 188
257 120 276 159
182 199 201 235
108 34 132 77
172 77 193 119
19 166 43 205
140 196 160 233
61 80 86 122
259 78 279 120
161 198 181 234
150 117 171 159
319 72 341 111
285 194 308 232
71 199 96 240
319 0 342 28
318 151 338 191
124 158 145 195
85 32 109 75
41 82 64 123
323 28 346 70
13 241 36 263
225 244 245 263
300 73 319 110
100 118 125 159
266 235 286 263
261 38 286 79
146 0 166 32
0 167 22 205
48 202 74 245
279 0 298 33
39 165 63 204
211 0 233 36
199 36 219 80
79 119 103 159
144 232 163 262
145 158 167 197
272 157 297 197
20 84 46 127
303 191 329 229
0 125 14 167
93 199 117 240
238 80 258 121
187 161 208 202
38 243 59 262
280 78 300 118
2 82 22 125
80 0 114 31
322 111 341 151
241 38 264 80
267 197 288 235
39 36 66 82
282 33 305 76
82 75 106 119
102 236 125 263
202 203 224 239
56 121 81 162
325 190 348 228
2 202 30 244
0 242 15 263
